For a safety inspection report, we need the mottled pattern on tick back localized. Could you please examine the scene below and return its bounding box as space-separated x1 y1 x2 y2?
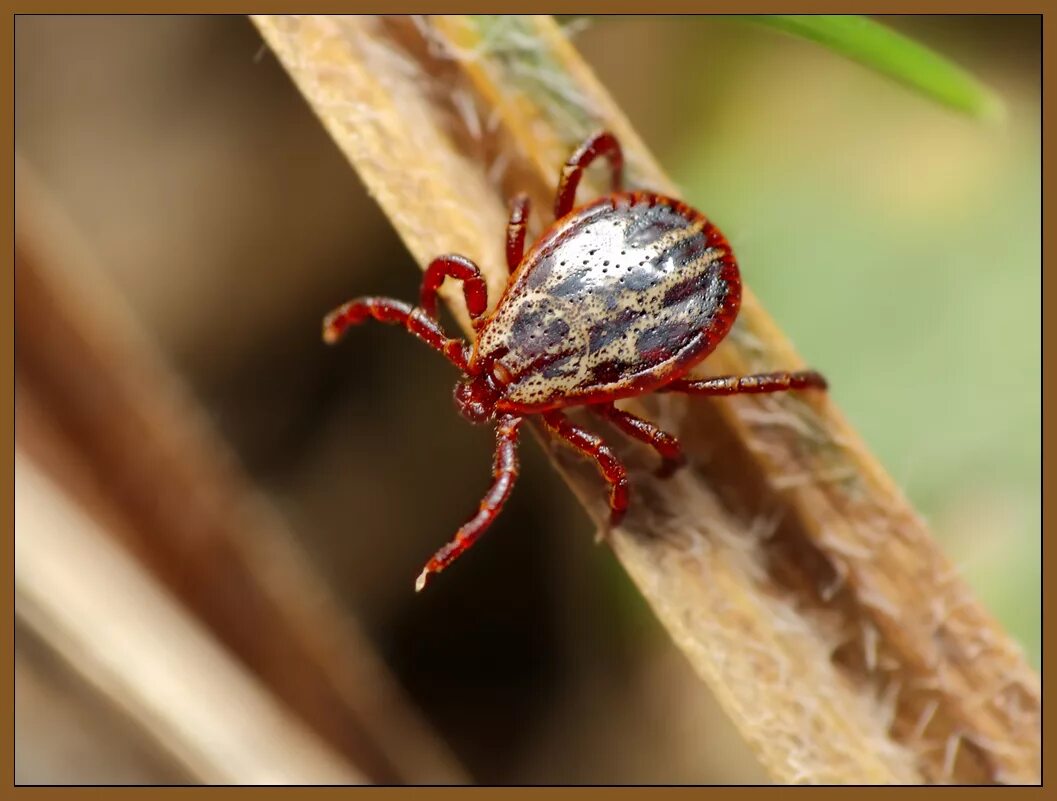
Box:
474 192 741 411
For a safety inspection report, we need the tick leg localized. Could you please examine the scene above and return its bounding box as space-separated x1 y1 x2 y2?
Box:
322 297 470 371
554 130 624 219
591 403 686 478
419 254 489 327
505 193 531 274
415 416 522 592
660 370 829 396
541 410 629 525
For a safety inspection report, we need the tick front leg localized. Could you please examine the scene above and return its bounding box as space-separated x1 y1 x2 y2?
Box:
322 297 470 371
541 410 629 525
505 193 531 274
660 370 828 396
591 403 685 478
554 130 624 219
419 254 489 326
415 416 522 592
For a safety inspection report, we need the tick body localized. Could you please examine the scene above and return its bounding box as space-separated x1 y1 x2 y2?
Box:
324 131 827 591
476 191 740 414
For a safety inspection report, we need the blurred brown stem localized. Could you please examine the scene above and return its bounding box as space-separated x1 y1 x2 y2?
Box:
253 14 1039 785
16 454 363 785
15 159 467 784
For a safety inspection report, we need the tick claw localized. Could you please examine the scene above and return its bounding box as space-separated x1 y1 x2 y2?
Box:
322 316 342 344
415 567 430 593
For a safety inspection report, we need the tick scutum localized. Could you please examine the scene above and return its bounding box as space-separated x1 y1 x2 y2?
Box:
475 191 741 413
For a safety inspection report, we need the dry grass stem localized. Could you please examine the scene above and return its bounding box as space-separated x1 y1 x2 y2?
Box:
253 14 1039 784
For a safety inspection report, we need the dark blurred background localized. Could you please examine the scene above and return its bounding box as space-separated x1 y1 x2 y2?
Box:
15 15 1040 784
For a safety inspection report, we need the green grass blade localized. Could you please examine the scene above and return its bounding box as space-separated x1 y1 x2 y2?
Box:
743 15 1005 121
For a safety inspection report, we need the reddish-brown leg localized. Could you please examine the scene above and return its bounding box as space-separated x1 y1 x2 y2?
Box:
660 370 829 396
505 193 531 273
554 130 624 220
322 297 470 371
419 254 488 325
415 415 522 591
541 410 629 525
591 403 685 478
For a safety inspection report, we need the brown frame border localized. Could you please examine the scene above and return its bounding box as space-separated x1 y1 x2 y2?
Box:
6 6 1047 797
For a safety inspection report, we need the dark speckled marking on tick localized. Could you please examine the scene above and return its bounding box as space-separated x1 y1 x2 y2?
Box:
473 191 741 412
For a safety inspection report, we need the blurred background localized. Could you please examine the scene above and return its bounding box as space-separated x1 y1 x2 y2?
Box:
14 15 1040 785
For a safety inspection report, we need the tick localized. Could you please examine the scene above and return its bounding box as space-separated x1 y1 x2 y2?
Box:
323 131 827 591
